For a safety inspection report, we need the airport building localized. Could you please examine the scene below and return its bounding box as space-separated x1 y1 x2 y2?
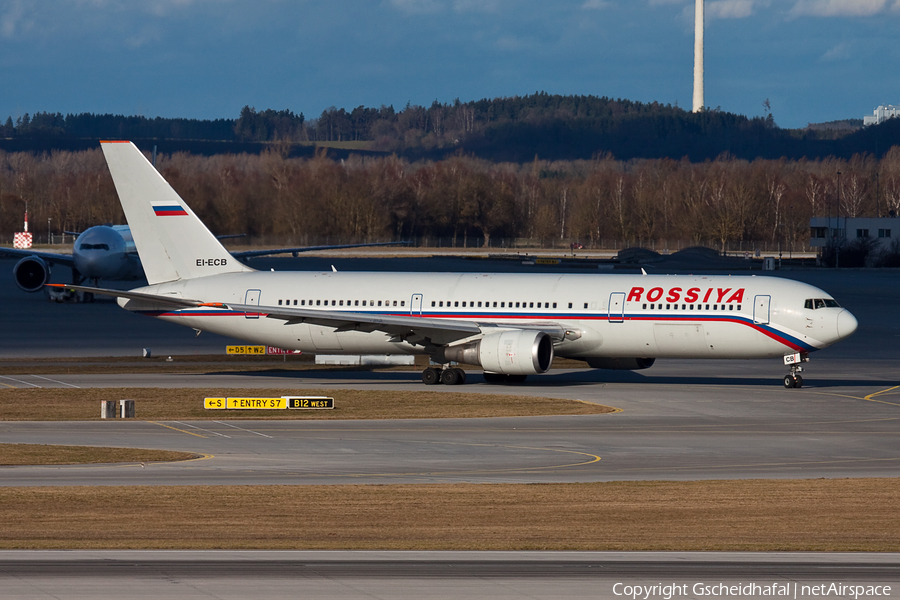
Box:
863 105 900 126
809 216 897 251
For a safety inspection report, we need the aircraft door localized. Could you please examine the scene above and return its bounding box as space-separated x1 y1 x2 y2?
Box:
753 295 771 325
608 292 625 323
244 289 261 319
410 293 423 315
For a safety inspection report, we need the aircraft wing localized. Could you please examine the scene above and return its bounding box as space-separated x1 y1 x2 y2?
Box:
232 241 412 259
228 302 569 347
0 247 75 267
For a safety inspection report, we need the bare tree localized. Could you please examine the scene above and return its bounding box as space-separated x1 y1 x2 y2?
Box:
840 173 867 218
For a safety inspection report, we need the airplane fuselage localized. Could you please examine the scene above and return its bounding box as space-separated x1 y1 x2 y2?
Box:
122 271 855 361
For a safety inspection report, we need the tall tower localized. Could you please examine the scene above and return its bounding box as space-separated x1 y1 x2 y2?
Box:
692 0 704 113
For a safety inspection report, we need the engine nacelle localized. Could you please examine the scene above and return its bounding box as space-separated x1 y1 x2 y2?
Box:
442 330 554 376
586 357 656 370
13 256 51 292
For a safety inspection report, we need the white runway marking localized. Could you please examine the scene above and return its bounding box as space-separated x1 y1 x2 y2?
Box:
0 375 41 388
170 421 231 438
213 421 274 438
31 375 82 388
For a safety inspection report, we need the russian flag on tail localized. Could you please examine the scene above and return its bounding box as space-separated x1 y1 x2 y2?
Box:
152 204 188 216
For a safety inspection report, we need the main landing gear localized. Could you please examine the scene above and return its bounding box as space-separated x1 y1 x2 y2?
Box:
422 366 467 385
783 352 809 388
421 367 529 385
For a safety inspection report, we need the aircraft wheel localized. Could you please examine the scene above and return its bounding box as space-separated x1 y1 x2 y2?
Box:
422 368 441 385
783 374 796 388
794 375 803 388
483 372 507 383
440 368 460 385
454 368 467 385
507 374 528 384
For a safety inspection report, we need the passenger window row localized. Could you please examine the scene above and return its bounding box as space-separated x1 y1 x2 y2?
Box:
277 299 405 308
430 301 558 309
641 303 742 312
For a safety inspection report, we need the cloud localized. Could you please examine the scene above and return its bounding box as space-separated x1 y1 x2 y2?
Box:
790 0 888 17
73 0 225 15
495 35 525 50
707 0 755 19
1 0 35 38
387 0 444 15
453 0 503 12
821 42 851 60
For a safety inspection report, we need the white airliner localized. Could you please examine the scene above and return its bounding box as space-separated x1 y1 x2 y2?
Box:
52 141 858 388
1 225 143 294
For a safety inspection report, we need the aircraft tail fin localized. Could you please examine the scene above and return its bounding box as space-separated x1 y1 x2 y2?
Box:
100 141 252 284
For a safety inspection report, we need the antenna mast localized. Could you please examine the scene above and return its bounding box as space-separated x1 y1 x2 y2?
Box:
693 0 705 113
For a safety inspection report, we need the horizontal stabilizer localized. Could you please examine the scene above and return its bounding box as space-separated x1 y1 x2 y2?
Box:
44 283 202 308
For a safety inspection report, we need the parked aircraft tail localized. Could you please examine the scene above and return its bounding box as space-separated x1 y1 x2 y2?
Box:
100 141 252 285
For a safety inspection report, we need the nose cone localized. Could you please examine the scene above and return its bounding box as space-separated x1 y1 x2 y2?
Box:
837 309 859 340
73 226 127 279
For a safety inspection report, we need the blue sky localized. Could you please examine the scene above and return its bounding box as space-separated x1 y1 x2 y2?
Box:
1 0 898 129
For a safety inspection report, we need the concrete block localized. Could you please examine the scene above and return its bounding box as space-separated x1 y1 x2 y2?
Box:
119 399 135 418
101 400 117 419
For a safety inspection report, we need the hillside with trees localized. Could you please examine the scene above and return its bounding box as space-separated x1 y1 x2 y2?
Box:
3 93 900 162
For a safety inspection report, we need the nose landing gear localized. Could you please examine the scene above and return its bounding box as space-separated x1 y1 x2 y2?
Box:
783 352 808 388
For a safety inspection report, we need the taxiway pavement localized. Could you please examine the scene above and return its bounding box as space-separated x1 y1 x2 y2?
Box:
3 551 899 600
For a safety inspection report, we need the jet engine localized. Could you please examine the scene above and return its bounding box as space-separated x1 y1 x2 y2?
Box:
441 330 554 375
13 256 50 292
586 357 655 370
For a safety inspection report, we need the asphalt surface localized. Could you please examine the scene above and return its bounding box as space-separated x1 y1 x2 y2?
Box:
2 551 898 600
1 363 899 485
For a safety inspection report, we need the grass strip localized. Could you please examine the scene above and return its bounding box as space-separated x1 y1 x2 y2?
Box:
1 479 898 551
0 444 196 466
0 388 614 421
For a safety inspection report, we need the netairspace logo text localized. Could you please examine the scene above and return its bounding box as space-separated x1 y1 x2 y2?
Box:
613 582 892 599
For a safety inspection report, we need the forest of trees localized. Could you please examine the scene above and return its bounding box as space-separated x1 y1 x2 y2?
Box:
4 93 899 162
3 145 900 256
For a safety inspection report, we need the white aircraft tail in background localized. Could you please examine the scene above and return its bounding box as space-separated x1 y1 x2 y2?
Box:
50 141 858 389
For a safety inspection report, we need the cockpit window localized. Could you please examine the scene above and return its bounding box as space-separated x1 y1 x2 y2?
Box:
805 298 841 310
79 243 109 251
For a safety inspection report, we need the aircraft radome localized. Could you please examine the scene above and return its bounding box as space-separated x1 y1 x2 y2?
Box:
51 141 858 388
